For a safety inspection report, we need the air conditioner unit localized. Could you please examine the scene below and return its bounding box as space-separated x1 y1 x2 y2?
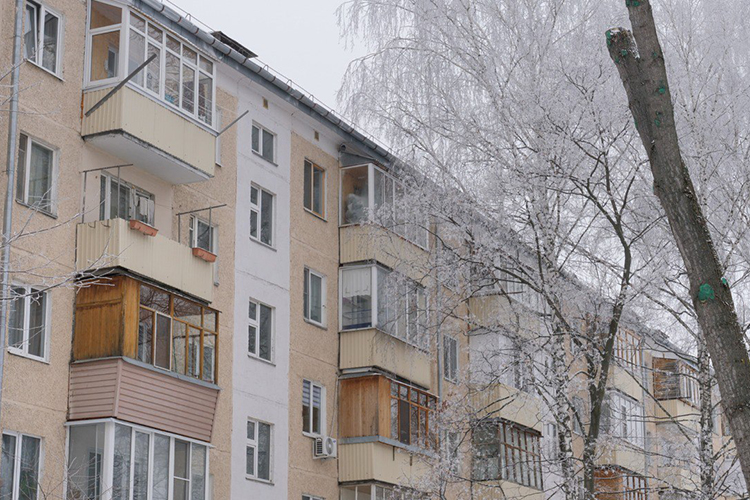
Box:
313 436 337 459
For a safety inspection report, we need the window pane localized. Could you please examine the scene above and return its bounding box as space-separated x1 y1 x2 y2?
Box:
90 1 121 28
303 269 309 320
259 304 272 361
203 334 216 383
24 5 38 61
258 423 271 480
140 284 170 314
341 267 372 329
262 130 274 162
182 65 195 113
303 161 312 210
138 308 153 364
129 29 145 86
42 12 59 73
172 321 187 375
152 434 170 500
183 46 197 65
16 135 27 204
28 142 52 210
112 425 131 500
67 424 104 500
245 445 255 476
173 440 189 483
250 211 258 239
341 166 369 224
1 435 16 500
165 52 180 105
247 421 255 440
312 385 322 434
198 73 213 125
154 314 171 369
187 326 201 378
260 190 273 245
8 288 25 349
90 31 120 81
302 380 311 433
310 273 322 324
27 291 45 358
252 126 260 153
190 445 206 500
248 325 256 356
313 166 324 215
174 297 202 326
133 432 149 500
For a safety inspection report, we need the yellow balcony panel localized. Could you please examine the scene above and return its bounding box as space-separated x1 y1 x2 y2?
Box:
468 294 542 338
76 218 213 302
82 86 215 184
596 442 647 476
609 365 643 402
472 481 545 500
340 225 429 282
655 399 700 430
338 440 430 485
471 382 543 432
340 328 432 389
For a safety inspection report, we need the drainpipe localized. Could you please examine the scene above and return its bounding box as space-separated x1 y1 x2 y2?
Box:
0 0 25 427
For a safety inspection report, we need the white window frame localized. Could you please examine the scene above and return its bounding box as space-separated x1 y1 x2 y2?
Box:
189 216 217 255
99 173 155 225
24 0 63 76
16 133 57 217
251 123 276 164
1 431 43 500
248 299 273 363
84 1 217 128
303 267 326 327
606 390 645 448
246 418 272 482
7 284 50 362
303 159 326 218
302 379 325 437
443 334 459 383
249 184 275 247
302 495 324 500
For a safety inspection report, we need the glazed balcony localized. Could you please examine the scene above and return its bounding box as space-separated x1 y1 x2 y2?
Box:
76 218 214 302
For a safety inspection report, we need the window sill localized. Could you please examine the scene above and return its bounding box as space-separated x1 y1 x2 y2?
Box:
250 237 276 252
15 199 57 220
7 348 48 365
303 208 327 222
302 431 322 439
247 353 276 367
251 150 278 167
303 318 327 331
26 59 64 81
245 476 273 485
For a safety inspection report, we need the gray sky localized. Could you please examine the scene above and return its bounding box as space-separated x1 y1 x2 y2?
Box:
172 0 363 112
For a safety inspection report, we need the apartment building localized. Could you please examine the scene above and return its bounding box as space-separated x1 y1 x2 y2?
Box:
0 0 746 500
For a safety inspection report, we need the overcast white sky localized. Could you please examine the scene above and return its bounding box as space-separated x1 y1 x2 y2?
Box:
172 0 363 113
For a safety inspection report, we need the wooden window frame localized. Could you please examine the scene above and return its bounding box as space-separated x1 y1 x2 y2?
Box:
472 419 543 490
390 380 437 450
137 283 219 383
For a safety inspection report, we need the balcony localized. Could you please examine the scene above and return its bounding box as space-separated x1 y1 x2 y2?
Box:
471 383 543 432
339 225 429 280
76 218 214 302
82 85 215 184
470 481 545 500
595 442 648 476
338 440 430 485
340 328 432 388
68 357 218 442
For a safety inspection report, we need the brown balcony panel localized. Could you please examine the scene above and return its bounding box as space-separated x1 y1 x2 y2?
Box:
69 358 218 442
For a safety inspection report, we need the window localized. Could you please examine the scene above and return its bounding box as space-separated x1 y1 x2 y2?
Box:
86 2 215 126
8 285 48 360
614 329 642 369
390 380 436 449
472 420 543 489
138 283 218 382
99 174 155 225
250 185 274 246
340 164 429 248
340 265 428 349
248 300 273 362
251 124 275 163
303 160 325 217
68 421 207 500
1 432 41 500
303 268 325 326
602 391 645 448
302 380 324 436
340 484 409 500
679 364 700 406
572 396 586 435
443 431 461 474
189 216 217 254
302 495 323 500
443 334 458 382
246 419 271 482
16 134 55 215
24 1 61 75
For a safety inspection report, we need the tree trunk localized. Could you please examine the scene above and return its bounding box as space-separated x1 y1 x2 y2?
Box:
606 1 750 488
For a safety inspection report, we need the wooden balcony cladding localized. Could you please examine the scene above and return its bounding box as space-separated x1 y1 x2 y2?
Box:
340 375 391 438
81 86 215 184
653 357 681 399
69 358 219 442
594 468 647 500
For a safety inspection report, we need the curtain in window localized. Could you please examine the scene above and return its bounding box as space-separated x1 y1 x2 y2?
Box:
342 268 372 329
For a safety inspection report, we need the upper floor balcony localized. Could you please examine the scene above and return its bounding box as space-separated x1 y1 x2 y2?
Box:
653 357 700 407
82 0 217 184
69 274 220 441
